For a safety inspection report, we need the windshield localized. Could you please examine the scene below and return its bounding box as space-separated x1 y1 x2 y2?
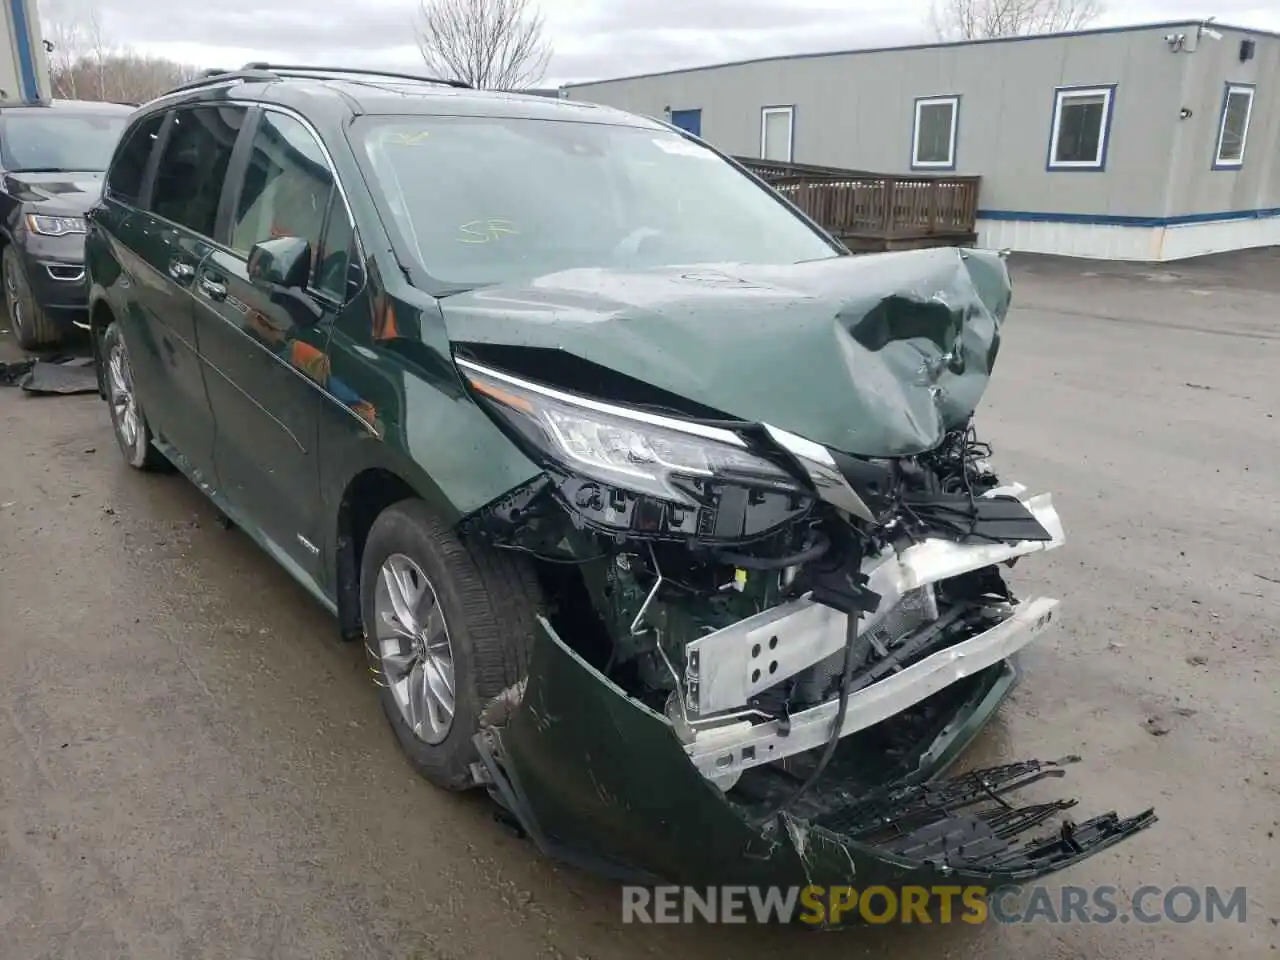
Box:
355 115 839 289
0 112 129 173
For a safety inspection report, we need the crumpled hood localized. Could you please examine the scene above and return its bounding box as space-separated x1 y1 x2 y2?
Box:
439 247 1012 458
4 171 104 214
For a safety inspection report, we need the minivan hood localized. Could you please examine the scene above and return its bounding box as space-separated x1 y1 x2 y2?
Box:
439 247 1012 458
4 171 104 213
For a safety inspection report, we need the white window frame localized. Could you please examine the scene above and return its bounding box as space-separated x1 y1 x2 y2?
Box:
911 95 960 170
1213 83 1254 169
1047 84 1116 171
759 105 794 163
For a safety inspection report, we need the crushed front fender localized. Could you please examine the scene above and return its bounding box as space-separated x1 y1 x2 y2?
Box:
476 617 1156 925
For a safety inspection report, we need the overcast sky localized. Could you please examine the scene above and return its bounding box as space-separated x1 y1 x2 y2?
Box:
40 0 1280 85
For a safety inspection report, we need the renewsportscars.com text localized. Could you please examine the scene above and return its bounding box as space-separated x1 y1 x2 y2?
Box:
621 884 1249 925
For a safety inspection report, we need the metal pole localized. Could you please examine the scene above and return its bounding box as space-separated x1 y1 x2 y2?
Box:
6 0 49 103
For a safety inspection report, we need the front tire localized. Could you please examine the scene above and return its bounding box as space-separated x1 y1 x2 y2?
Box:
101 321 165 470
360 499 544 790
4 246 60 350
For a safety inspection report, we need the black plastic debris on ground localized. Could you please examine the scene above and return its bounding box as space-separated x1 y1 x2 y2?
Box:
0 356 97 395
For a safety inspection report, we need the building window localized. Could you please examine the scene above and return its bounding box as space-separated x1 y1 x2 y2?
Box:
912 95 959 170
1214 83 1254 169
1048 85 1116 170
760 106 794 163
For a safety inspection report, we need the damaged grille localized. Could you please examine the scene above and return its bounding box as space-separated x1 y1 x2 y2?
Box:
868 585 939 656
792 585 939 705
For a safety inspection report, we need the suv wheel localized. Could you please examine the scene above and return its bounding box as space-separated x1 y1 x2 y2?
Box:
360 499 544 790
3 246 60 349
102 322 165 470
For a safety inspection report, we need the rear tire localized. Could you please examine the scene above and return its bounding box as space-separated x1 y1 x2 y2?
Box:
101 321 166 470
360 499 544 790
4 246 61 350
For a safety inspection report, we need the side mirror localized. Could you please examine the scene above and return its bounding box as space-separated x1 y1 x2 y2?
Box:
248 236 312 291
247 236 323 321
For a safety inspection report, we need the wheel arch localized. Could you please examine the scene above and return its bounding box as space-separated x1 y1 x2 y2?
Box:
334 466 423 642
88 295 116 399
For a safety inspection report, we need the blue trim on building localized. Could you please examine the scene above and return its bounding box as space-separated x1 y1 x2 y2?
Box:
1046 83 1118 172
562 21 1279 89
8 0 40 103
1211 81 1256 171
910 94 960 172
976 208 1280 228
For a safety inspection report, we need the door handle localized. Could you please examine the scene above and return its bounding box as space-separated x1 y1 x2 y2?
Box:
168 260 195 281
198 276 228 300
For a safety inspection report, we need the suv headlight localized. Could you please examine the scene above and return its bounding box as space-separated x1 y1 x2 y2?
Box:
26 214 87 237
456 357 804 505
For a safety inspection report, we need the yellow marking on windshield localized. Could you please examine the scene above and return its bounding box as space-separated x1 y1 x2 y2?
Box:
384 130 432 145
458 219 519 244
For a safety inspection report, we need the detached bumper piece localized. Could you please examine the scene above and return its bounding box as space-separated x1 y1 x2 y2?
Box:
807 758 1157 876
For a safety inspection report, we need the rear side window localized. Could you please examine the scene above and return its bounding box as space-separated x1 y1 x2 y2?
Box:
105 113 165 204
150 105 245 237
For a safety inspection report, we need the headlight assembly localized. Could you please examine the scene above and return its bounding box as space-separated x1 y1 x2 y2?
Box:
26 214 87 237
456 357 804 505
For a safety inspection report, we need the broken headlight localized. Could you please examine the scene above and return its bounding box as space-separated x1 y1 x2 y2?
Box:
457 357 804 506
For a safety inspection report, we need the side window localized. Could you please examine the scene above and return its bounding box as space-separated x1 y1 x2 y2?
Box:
315 188 354 301
150 105 244 236
229 111 352 299
105 113 165 204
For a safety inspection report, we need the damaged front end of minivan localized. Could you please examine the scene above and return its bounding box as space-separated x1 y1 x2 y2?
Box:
440 247 1155 916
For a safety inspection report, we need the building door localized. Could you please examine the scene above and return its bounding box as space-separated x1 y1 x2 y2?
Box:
669 109 702 137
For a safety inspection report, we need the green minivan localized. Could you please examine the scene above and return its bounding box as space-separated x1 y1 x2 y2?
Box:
86 64 1152 911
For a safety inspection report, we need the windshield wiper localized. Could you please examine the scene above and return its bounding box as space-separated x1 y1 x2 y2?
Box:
11 167 86 174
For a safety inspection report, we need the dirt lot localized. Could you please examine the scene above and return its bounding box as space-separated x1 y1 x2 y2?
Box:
0 250 1276 959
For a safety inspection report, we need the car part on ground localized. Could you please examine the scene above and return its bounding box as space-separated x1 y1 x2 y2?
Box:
0 354 97 393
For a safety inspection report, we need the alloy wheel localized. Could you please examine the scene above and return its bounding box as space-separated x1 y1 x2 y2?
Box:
374 553 457 744
107 340 140 449
4 257 25 338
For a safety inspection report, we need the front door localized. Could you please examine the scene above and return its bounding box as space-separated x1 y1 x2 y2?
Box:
195 107 354 576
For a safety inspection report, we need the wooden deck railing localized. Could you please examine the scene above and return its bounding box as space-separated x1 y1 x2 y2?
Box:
734 157 982 252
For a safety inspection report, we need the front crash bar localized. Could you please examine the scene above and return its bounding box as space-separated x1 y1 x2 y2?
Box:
686 490 1066 716
685 596 1059 778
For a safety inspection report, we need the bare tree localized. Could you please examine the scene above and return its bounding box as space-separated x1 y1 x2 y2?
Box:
415 0 552 90
43 1 198 103
929 0 1104 40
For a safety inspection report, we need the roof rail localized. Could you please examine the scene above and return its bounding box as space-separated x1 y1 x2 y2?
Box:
162 67 277 97
239 63 471 89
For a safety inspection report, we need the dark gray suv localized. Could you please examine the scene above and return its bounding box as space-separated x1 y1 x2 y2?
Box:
0 99 133 348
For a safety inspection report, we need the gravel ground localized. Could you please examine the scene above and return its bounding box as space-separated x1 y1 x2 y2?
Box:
0 250 1276 959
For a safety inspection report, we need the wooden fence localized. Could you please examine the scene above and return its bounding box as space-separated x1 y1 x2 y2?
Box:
734 157 982 252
